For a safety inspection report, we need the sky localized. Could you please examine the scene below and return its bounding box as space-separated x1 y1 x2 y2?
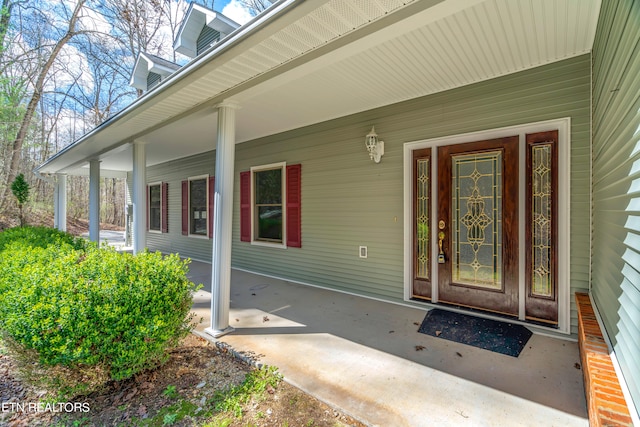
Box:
218 0 255 25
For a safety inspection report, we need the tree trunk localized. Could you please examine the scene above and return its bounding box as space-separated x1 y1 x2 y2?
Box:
0 0 13 52
1 0 86 207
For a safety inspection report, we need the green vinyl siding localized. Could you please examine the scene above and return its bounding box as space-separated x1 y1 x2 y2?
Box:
591 0 640 415
145 152 215 262
144 55 591 335
231 55 591 334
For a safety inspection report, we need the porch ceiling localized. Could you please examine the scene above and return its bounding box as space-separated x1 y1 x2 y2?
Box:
38 0 601 176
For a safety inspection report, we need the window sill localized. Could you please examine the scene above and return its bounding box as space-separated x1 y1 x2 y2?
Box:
251 240 287 249
188 234 209 240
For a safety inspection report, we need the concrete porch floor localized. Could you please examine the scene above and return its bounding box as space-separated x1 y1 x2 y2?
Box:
187 261 588 427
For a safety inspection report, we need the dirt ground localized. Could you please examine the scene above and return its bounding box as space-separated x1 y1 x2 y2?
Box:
1 335 367 427
0 213 123 234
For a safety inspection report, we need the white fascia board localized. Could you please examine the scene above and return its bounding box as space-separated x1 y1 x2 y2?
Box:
148 62 177 77
174 35 197 58
205 13 240 34
174 5 207 57
130 55 149 90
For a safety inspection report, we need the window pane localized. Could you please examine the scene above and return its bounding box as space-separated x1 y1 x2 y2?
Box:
254 167 283 242
190 179 207 235
416 158 430 279
531 144 553 297
257 206 282 240
255 169 282 204
149 185 161 231
451 151 502 290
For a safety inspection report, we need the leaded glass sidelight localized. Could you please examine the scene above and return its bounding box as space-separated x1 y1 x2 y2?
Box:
531 144 553 297
416 158 430 279
451 151 502 289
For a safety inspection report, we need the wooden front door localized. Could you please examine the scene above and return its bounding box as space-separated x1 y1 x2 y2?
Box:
436 136 519 316
411 130 560 324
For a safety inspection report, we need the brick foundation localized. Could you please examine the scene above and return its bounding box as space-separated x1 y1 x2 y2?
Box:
575 292 633 426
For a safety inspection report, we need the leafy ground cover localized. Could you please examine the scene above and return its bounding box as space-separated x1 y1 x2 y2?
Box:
1 334 367 427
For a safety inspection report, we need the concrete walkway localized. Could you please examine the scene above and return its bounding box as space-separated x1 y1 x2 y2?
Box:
188 261 587 427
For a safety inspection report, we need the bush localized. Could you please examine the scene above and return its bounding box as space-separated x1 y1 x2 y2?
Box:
0 225 87 252
0 227 199 396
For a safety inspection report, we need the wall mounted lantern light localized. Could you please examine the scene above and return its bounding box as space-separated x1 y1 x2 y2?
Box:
365 126 384 163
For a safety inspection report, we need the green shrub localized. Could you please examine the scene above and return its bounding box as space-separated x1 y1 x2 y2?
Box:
0 225 87 253
0 227 199 396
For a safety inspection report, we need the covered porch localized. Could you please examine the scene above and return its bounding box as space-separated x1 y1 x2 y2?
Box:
188 260 587 427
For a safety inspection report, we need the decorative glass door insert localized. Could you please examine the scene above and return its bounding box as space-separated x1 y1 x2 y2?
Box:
437 136 519 317
451 151 503 290
525 130 558 324
412 148 432 300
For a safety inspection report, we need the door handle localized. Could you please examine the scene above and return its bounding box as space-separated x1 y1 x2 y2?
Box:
438 219 446 263
438 231 446 264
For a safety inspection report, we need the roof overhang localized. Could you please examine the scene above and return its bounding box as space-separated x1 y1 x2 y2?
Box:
38 0 602 177
174 3 240 58
130 52 181 91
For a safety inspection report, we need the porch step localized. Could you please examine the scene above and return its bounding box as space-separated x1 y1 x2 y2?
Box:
575 292 633 427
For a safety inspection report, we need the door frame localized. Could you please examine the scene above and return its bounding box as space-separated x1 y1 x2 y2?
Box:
403 118 571 334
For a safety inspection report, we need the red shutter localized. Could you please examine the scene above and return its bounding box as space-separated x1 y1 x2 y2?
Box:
181 180 188 235
208 176 215 238
146 185 150 231
240 171 251 242
161 182 169 233
286 164 302 248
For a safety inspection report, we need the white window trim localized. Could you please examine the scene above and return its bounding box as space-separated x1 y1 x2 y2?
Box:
250 162 287 249
148 181 163 234
188 174 209 239
402 118 571 335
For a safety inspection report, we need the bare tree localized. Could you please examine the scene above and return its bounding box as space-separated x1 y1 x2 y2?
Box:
236 0 273 16
0 0 206 227
2 0 87 209
161 0 189 63
0 0 14 51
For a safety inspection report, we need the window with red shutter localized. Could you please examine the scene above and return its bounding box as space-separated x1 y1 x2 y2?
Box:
182 175 211 237
148 183 162 232
240 163 301 248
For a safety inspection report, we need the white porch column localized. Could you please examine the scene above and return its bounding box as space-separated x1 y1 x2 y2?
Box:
132 141 147 254
88 160 100 242
54 174 67 232
206 101 239 338
53 180 59 229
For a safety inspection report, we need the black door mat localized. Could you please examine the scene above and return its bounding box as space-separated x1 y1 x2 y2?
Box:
417 308 532 357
